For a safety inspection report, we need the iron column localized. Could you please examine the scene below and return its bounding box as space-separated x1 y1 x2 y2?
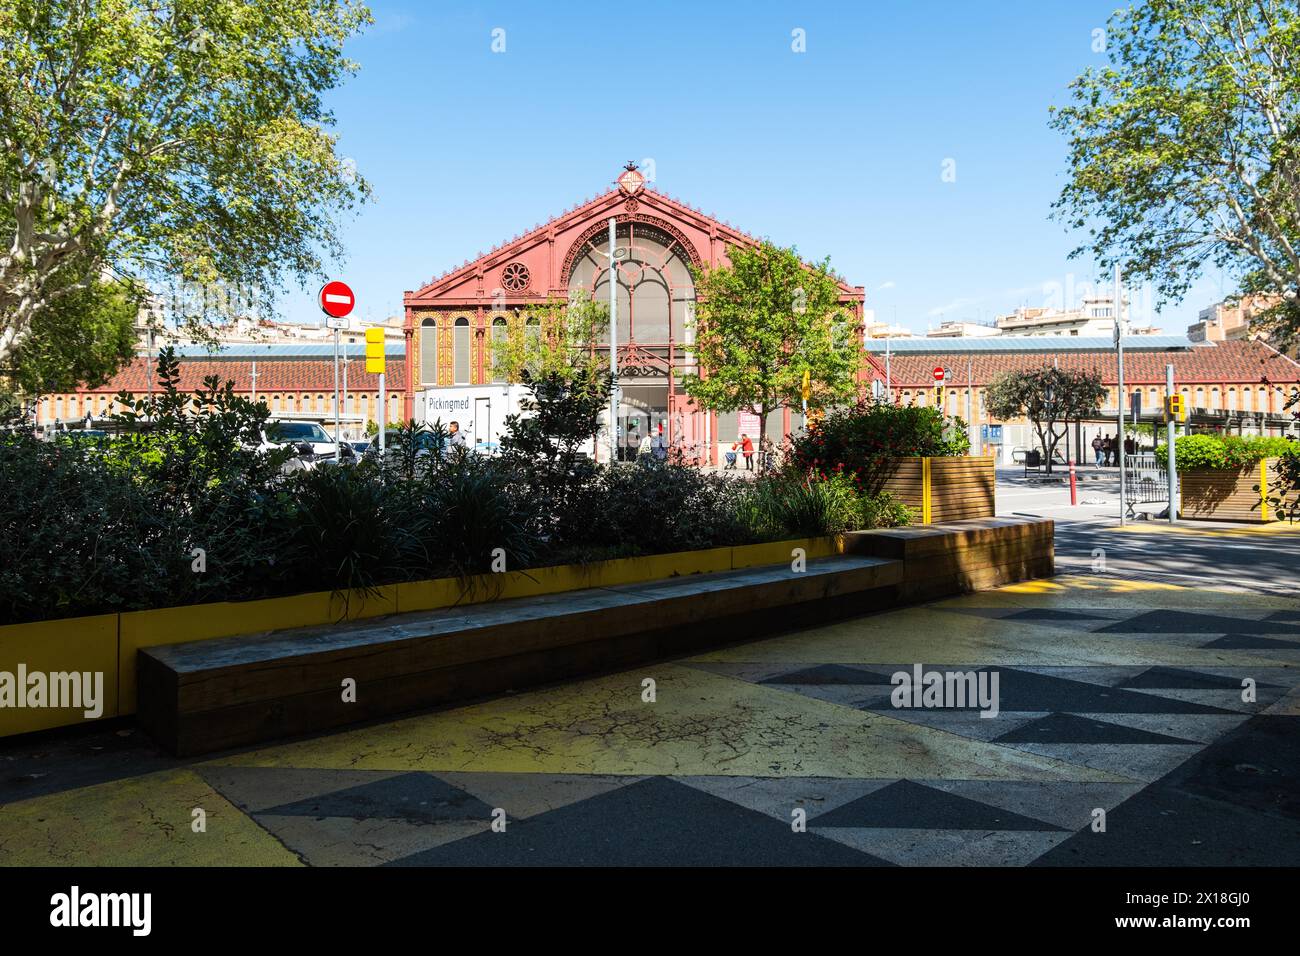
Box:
607 217 618 464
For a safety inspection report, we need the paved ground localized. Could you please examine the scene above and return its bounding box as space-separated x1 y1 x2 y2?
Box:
1 474 1297 867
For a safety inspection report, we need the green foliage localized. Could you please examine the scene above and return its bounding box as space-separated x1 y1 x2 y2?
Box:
986 366 1105 472
787 400 970 496
1267 449 1300 521
680 240 862 437
0 0 373 357
106 346 284 491
417 455 540 578
740 472 914 539
500 368 610 539
284 465 415 596
489 295 609 382
0 352 917 625
1050 0 1300 341
4 278 139 394
859 491 914 530
1157 433 1298 471
566 462 756 557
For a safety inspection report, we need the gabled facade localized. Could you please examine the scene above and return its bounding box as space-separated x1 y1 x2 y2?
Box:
402 164 865 463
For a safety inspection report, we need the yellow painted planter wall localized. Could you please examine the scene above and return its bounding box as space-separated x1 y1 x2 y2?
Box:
0 614 118 736
2 536 844 738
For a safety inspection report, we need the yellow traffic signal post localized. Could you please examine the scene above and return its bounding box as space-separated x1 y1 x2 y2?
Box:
366 327 386 455
1164 364 1178 523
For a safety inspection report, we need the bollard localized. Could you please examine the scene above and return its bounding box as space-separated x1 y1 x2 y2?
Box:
1068 458 1078 506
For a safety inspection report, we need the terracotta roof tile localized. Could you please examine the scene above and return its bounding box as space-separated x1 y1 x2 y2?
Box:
74 358 408 394
866 340 1300 388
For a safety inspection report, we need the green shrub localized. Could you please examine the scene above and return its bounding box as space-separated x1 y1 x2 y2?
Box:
568 461 757 556
742 475 850 538
1157 433 1298 471
417 455 542 577
283 465 416 596
1268 449 1300 522
1 356 931 624
859 491 914 529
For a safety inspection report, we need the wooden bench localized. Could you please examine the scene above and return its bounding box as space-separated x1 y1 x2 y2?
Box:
138 517 1054 756
138 554 903 755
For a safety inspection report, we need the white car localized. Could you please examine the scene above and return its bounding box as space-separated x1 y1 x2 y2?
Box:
262 420 343 457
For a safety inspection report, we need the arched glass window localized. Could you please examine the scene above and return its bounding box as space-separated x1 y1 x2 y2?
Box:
491 317 508 383
566 223 694 344
420 317 437 384
454 317 470 385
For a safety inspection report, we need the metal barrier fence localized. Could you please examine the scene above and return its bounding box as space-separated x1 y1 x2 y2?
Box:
1124 453 1173 518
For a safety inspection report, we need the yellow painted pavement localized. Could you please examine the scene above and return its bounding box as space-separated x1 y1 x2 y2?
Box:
0 769 303 867
3 571 1294 866
207 664 1124 783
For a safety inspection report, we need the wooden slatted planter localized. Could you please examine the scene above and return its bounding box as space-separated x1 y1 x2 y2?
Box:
878 456 996 523
1179 457 1291 522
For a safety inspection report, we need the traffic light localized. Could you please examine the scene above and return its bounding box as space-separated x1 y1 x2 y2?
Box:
1165 393 1186 422
365 327 385 374
934 385 943 404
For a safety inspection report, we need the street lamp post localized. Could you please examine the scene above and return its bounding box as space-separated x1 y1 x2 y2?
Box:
607 217 619 465
1115 265 1128 527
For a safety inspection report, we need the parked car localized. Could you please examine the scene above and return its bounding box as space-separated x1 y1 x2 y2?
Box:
260 420 356 472
364 429 441 460
261 421 350 458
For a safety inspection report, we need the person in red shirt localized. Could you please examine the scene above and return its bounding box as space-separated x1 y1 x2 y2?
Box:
740 433 755 471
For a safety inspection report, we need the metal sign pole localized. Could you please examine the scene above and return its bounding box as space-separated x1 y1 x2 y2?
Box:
885 335 891 401
378 370 386 455
333 327 342 457
966 355 974 454
1116 265 1127 526
607 217 618 465
1166 363 1177 523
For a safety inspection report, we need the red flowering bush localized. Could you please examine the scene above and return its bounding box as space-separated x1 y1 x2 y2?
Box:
787 399 971 496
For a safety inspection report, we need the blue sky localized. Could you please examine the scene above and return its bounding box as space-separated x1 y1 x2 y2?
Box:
278 0 1232 334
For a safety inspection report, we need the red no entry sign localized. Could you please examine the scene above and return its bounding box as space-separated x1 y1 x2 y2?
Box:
933 366 947 382
319 281 355 319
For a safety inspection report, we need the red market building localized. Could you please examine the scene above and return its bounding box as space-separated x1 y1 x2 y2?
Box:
864 335 1300 463
402 164 866 463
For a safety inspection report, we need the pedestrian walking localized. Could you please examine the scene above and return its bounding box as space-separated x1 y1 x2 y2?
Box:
741 433 755 471
1101 435 1113 467
1091 435 1103 468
